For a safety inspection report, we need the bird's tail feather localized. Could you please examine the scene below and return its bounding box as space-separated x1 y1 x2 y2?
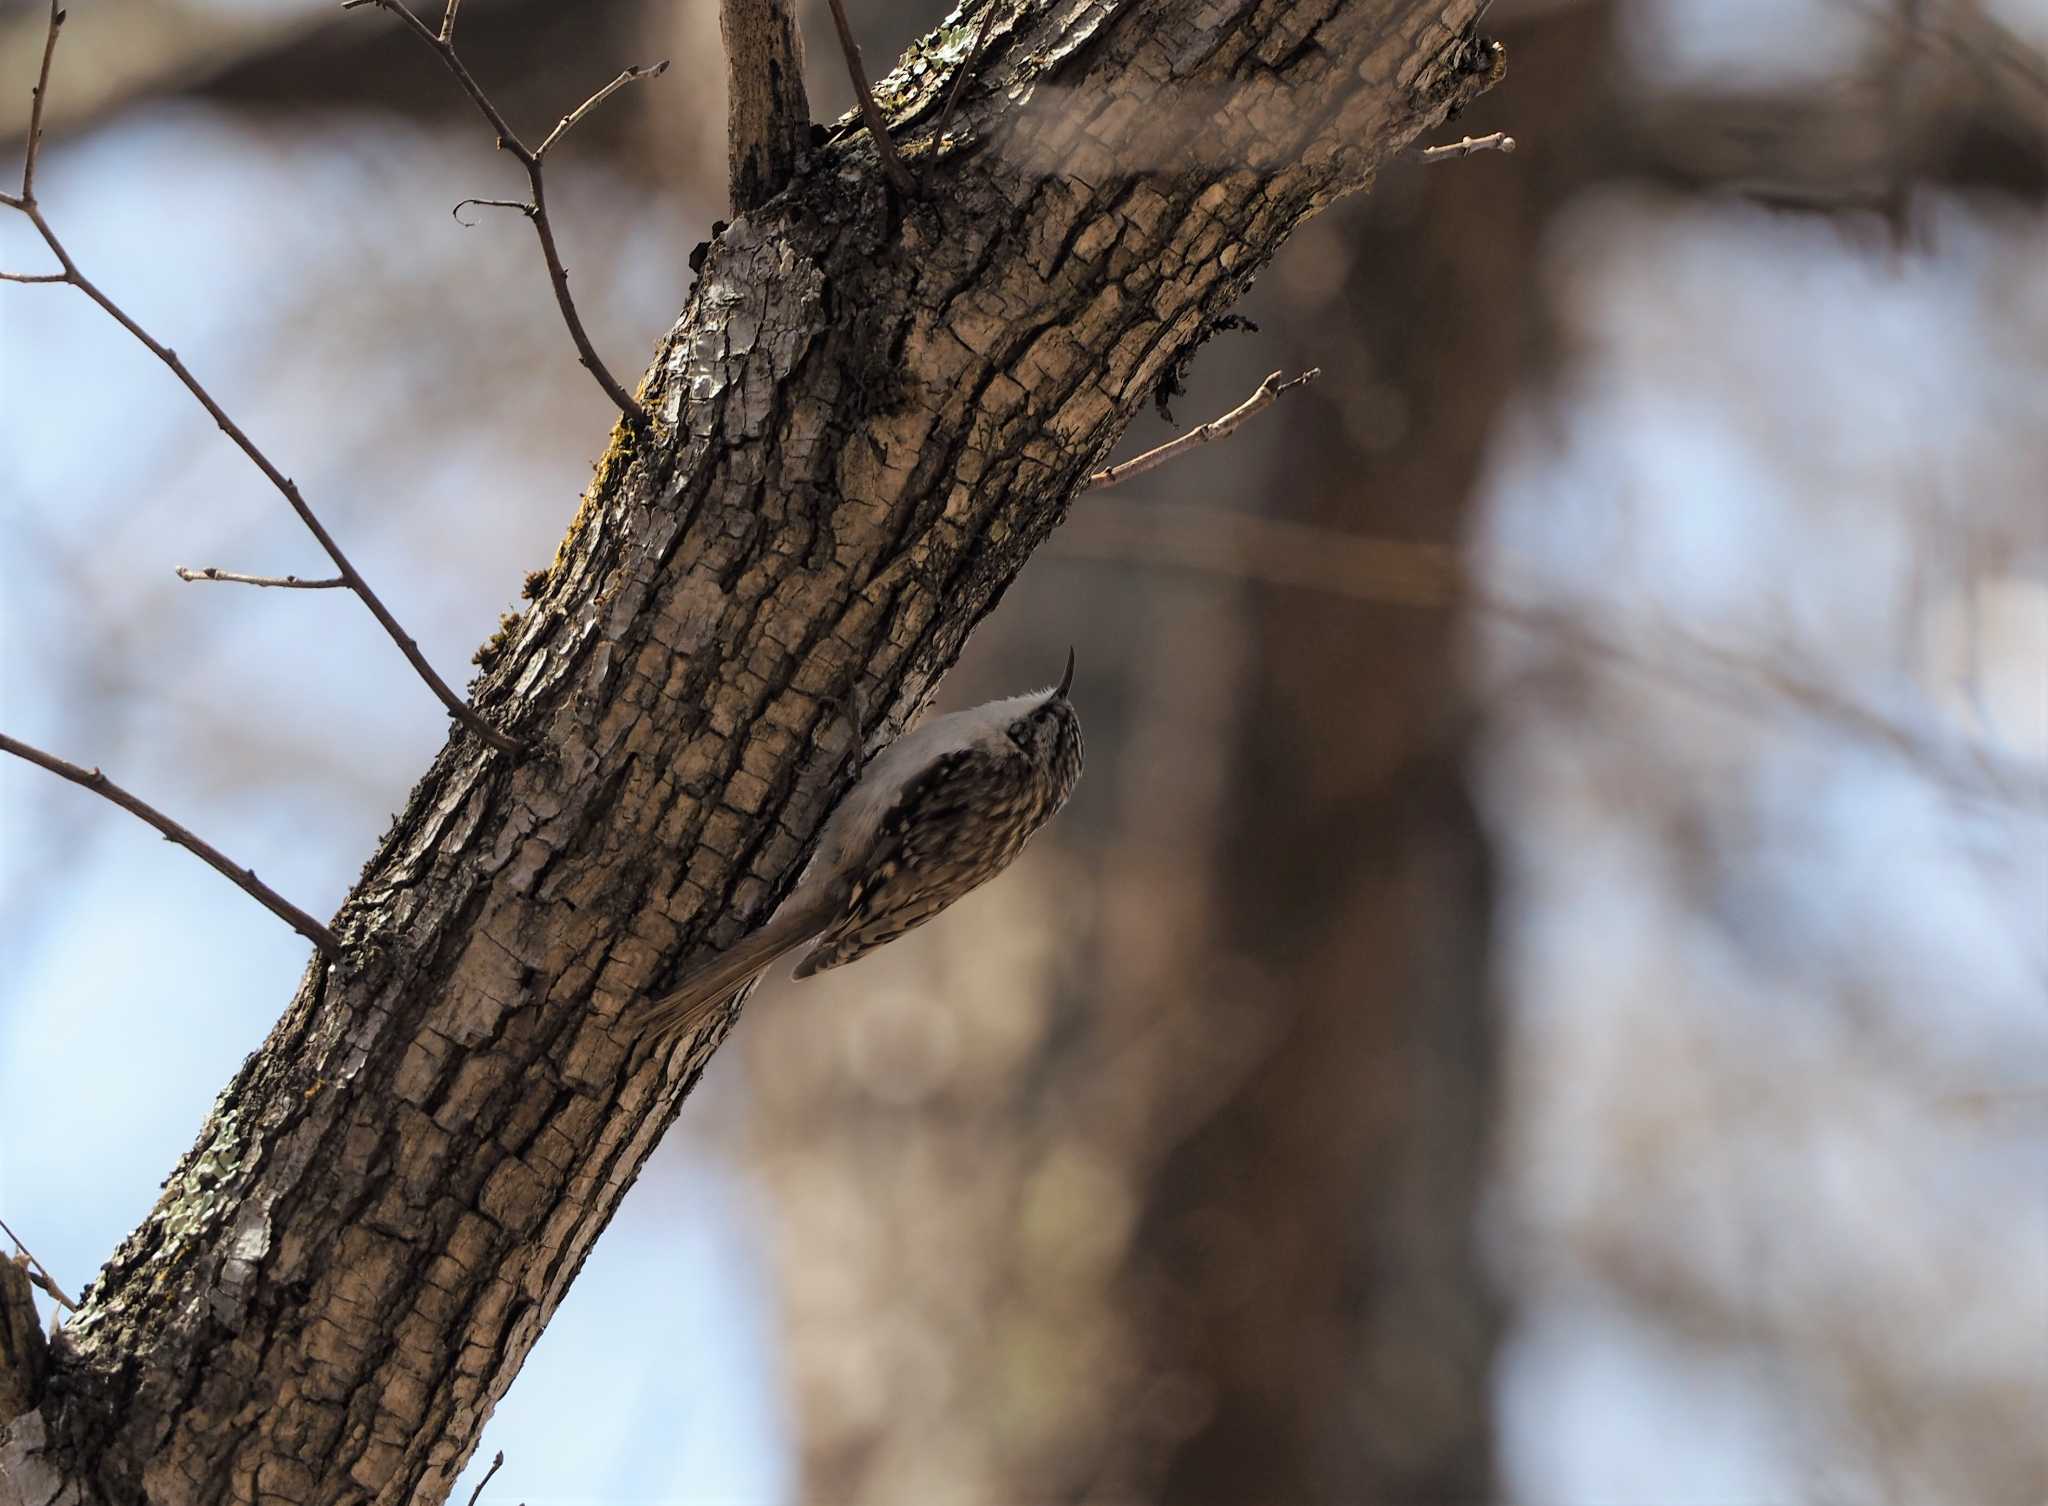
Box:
629 907 825 1044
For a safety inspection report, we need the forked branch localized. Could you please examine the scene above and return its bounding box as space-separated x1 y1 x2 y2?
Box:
0 0 519 754
341 0 665 429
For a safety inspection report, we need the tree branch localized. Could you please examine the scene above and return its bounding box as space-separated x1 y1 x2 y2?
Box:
464 1450 504 1506
342 0 662 431
1055 502 2046 809
175 566 349 589
0 0 520 755
1420 129 1518 160
721 0 811 213
0 1215 76 1315
0 732 343 956
5 1 1508 1496
1085 369 1321 490
11 0 60 204
824 0 916 195
537 62 670 160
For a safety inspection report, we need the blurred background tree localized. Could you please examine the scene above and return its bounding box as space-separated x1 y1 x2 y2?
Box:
2 0 2042 1502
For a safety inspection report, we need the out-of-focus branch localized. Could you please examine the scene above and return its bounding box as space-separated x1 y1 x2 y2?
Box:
1063 499 1458 604
0 1215 75 1314
721 0 810 213
1420 130 1517 161
175 566 348 589
824 0 916 195
0 731 343 956
0 0 520 754
1084 369 1321 490
342 0 664 430
1056 502 2048 809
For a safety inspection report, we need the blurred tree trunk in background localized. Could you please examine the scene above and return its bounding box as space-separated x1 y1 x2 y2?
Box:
1141 5 1617 1501
744 4 1617 1502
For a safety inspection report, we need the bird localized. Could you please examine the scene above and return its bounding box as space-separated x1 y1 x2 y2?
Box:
632 649 1084 1043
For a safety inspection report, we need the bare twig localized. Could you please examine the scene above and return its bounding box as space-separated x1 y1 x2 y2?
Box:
538 62 669 159
342 0 661 430
1085 369 1321 491
437 0 462 44
0 1214 77 1313
0 732 343 956
824 0 917 195
0 0 519 754
465 1450 505 1506
12 0 61 203
0 270 66 283
935 0 1002 141
452 197 529 224
176 567 349 589
1420 130 1517 162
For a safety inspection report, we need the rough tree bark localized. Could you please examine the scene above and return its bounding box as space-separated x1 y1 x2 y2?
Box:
0 1 1501 1501
722 0 809 213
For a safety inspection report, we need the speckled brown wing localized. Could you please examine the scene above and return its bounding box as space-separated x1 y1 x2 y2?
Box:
792 743 1049 977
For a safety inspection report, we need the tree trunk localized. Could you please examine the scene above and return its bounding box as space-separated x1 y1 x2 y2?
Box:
1142 7 1613 1499
0 2 1501 1500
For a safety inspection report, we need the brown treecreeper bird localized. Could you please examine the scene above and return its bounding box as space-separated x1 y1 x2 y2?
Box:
633 650 1084 1042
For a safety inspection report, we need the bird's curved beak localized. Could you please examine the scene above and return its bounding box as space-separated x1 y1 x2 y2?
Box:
1055 646 1076 700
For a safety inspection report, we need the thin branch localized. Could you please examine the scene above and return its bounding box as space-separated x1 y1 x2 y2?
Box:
538 62 669 160
1085 368 1321 490
437 0 462 44
0 732 343 956
1061 501 1456 607
0 0 519 754
0 1214 77 1313
16 0 61 202
824 0 917 195
1054 504 2048 810
465 1450 504 1506
935 0 1002 141
343 0 660 430
1420 130 1517 162
176 566 349 589
0 270 66 283
453 197 529 224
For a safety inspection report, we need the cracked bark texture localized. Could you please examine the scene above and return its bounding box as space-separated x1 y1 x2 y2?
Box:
0 1 1500 1501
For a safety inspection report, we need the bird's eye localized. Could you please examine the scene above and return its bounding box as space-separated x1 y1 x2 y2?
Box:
1008 719 1031 747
